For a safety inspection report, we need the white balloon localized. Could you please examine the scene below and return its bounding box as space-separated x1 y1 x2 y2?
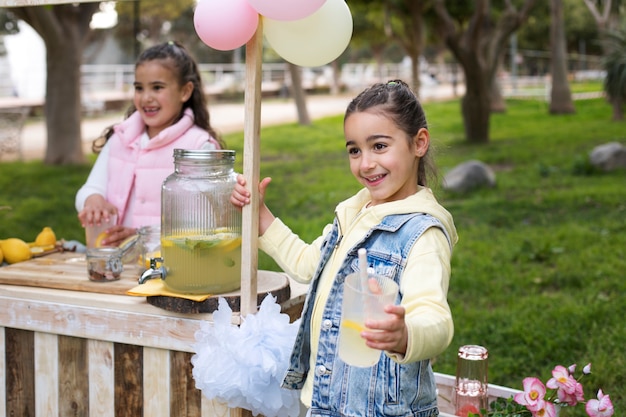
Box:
263 0 353 67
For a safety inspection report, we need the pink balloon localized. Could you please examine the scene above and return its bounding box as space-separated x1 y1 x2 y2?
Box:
247 0 326 21
194 0 259 51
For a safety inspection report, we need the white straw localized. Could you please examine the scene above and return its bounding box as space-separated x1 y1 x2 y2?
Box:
358 248 368 290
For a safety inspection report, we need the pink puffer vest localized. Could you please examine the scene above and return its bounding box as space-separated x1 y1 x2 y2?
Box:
106 108 218 228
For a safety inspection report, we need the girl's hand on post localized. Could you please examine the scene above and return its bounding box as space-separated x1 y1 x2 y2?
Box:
230 174 251 208
363 304 408 355
230 174 275 236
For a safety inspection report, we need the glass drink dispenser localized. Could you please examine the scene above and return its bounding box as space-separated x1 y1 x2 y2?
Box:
160 149 242 294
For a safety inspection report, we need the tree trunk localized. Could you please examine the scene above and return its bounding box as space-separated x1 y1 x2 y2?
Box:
432 0 538 144
384 0 425 93
549 0 575 114
13 4 99 165
45 42 84 164
408 52 421 95
490 56 506 113
462 69 491 143
330 60 341 95
612 98 624 121
288 63 311 126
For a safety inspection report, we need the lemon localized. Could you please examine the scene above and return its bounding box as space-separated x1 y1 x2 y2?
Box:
118 234 139 250
35 227 56 247
216 237 242 252
0 238 33 264
94 232 108 247
0 246 3 264
342 319 366 333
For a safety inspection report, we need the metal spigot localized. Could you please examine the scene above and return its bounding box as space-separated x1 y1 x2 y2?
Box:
139 257 167 284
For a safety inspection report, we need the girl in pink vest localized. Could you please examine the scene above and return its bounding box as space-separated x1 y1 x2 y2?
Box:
76 41 224 247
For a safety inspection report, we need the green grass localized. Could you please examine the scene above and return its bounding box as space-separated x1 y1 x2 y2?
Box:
1 97 625 415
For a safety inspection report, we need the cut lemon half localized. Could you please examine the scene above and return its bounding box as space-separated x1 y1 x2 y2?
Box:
342 320 366 333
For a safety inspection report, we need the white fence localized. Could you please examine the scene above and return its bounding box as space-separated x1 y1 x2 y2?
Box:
79 62 454 97
0 61 605 106
79 63 339 97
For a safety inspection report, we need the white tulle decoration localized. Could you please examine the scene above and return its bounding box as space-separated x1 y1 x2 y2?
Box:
191 295 302 417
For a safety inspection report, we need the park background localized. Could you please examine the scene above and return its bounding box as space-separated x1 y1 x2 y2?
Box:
0 1 625 416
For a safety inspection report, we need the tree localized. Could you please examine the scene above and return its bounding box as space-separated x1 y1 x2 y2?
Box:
383 0 429 92
432 0 538 144
602 24 626 120
287 63 311 125
549 0 575 114
11 3 99 165
349 0 390 81
114 0 216 60
584 0 624 119
583 0 622 33
347 0 434 93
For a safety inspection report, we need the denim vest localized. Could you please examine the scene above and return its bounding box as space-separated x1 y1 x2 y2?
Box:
282 212 452 417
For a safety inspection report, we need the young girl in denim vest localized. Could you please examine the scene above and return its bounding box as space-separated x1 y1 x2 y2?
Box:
76 41 224 247
231 79 458 417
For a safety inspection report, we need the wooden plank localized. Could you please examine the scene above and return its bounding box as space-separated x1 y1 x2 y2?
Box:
240 18 264 317
231 408 255 417
170 351 202 417
58 335 89 416
0 327 5 413
34 332 59 416
114 343 143 417
88 339 115 417
0 281 218 319
5 328 35 416
202 397 233 417
143 347 170 417
0 253 138 295
0 294 206 352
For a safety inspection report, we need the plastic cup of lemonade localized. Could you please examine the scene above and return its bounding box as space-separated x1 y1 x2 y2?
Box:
85 214 117 248
338 272 399 367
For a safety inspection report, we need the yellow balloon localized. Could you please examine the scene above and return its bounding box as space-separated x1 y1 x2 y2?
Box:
263 0 353 67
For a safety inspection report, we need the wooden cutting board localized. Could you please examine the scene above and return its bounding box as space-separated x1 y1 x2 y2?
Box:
0 252 138 295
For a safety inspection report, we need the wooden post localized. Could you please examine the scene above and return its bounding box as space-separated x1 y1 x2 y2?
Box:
239 20 263 318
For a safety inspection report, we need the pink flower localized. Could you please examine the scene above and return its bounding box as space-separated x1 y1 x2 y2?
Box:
583 363 592 374
514 377 547 411
586 389 614 417
531 401 557 417
546 365 578 395
557 380 584 406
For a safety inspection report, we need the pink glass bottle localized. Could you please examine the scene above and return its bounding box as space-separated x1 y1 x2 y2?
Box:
454 345 489 417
